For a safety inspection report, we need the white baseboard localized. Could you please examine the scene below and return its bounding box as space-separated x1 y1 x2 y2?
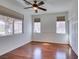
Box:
69 44 78 56
32 40 68 44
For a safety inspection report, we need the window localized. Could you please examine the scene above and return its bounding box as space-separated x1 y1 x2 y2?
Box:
14 19 22 34
0 14 23 36
34 22 41 33
56 16 66 34
0 20 5 35
0 15 14 35
33 18 41 33
0 15 6 35
56 21 66 34
6 17 14 35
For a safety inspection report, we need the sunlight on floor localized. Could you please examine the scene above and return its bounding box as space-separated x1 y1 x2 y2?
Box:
56 51 67 59
33 48 42 59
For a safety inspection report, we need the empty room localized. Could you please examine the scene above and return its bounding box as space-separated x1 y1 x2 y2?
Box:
0 0 78 59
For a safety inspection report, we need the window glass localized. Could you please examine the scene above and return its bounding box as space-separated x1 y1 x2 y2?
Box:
14 19 22 34
56 21 66 34
34 22 41 33
0 15 6 35
6 17 13 35
0 20 5 35
0 14 23 36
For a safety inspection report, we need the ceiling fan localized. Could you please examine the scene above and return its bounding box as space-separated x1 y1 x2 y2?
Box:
23 0 47 13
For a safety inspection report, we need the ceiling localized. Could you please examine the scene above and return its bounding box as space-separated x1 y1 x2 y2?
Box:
17 0 73 14
3 0 73 14
17 0 72 5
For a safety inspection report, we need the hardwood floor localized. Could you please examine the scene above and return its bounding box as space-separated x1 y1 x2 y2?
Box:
0 41 78 59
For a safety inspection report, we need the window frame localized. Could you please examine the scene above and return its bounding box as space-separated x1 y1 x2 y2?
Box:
14 19 23 34
33 22 41 33
0 14 23 36
56 16 66 34
33 18 41 33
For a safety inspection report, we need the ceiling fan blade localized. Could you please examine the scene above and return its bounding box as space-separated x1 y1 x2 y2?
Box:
35 10 38 13
24 0 32 5
38 7 47 11
38 1 44 6
24 7 32 9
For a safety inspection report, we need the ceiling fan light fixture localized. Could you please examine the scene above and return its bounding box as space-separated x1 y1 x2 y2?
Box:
33 7 38 10
24 0 47 13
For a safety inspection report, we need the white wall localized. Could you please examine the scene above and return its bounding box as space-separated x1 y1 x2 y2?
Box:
68 0 78 55
32 12 69 44
0 0 32 56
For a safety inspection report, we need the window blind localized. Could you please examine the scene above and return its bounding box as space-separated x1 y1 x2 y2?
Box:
57 16 65 21
34 18 40 22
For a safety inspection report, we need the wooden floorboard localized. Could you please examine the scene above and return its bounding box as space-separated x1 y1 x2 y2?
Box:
0 41 78 59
